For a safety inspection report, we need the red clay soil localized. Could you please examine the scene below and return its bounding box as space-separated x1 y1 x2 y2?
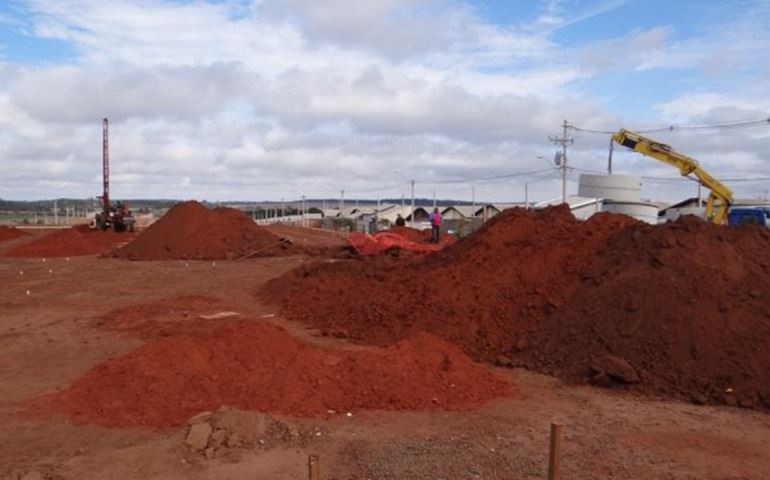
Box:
40 321 509 428
515 216 770 409
263 206 637 358
97 295 237 339
0 225 27 242
3 226 134 258
262 207 770 409
111 201 291 260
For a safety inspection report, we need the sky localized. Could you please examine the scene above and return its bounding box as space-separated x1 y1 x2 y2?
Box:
0 0 769 203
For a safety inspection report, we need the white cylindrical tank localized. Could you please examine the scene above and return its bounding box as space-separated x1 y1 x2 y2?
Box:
603 201 659 224
578 174 642 202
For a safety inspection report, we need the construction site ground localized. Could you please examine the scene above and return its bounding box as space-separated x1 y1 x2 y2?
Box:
1 229 768 480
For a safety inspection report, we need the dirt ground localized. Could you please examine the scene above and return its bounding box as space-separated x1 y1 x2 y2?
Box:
1 234 769 479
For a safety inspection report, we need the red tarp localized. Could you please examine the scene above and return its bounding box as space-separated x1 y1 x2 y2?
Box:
348 231 454 255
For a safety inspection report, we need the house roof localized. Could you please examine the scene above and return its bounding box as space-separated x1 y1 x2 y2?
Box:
441 205 478 218
378 205 428 223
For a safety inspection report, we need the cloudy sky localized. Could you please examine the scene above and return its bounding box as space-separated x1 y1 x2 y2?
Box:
1 0 769 203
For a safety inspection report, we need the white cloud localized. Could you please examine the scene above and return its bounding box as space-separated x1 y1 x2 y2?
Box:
0 0 768 202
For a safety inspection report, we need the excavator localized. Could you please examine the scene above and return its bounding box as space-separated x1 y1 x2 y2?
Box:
611 129 734 224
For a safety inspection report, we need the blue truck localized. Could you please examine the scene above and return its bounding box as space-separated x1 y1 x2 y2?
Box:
727 207 770 227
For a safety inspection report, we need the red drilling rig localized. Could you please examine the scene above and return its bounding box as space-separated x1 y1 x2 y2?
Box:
94 118 135 232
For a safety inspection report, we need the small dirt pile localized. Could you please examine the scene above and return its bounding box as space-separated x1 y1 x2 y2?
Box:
97 295 238 339
4 226 133 257
263 206 637 358
514 216 770 408
42 322 508 427
112 201 289 260
0 225 27 242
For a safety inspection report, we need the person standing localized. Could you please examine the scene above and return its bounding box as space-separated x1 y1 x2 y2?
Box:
395 213 406 227
429 207 442 243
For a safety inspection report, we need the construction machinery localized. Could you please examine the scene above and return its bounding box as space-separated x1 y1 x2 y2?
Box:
611 129 733 224
93 118 135 232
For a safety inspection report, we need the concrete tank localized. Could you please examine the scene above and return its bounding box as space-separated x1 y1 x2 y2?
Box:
603 201 659 224
578 174 642 202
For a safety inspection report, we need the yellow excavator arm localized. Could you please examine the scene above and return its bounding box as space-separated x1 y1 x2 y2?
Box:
611 128 733 224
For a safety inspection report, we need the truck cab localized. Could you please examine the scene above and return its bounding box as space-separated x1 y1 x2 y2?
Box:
727 208 770 227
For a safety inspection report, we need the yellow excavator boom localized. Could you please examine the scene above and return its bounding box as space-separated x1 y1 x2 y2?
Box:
611 129 733 224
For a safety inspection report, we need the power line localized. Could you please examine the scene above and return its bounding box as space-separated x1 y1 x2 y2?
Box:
417 168 557 185
569 117 770 135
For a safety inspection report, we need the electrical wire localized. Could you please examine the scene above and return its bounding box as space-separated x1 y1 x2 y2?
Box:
417 168 557 185
569 117 770 135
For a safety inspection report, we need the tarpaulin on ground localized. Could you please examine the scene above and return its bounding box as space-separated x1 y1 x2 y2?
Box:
348 231 454 255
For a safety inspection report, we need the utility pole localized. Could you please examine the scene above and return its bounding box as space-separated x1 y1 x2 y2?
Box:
340 190 345 211
54 200 58 225
302 195 307 227
549 119 574 204
525 182 529 209
281 197 284 218
401 193 405 208
697 184 702 208
471 186 475 214
607 137 614 175
410 180 415 227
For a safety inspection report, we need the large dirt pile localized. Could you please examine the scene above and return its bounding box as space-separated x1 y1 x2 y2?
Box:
263 206 637 358
0 225 27 242
515 216 770 408
4 226 133 257
112 201 289 260
42 321 508 427
262 207 770 409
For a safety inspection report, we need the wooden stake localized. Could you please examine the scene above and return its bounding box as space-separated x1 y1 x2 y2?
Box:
548 423 563 480
308 454 320 480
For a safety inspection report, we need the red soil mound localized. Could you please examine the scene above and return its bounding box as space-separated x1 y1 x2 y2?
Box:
112 201 290 260
42 322 508 427
263 207 770 409
0 225 27 242
97 295 236 339
515 216 770 408
4 227 133 258
263 206 637 359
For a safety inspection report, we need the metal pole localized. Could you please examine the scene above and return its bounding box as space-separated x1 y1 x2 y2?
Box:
340 190 345 211
525 182 529 209
561 119 568 204
471 186 475 215
102 118 110 210
308 454 319 480
697 183 702 208
410 180 415 227
548 423 563 480
608 136 614 175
